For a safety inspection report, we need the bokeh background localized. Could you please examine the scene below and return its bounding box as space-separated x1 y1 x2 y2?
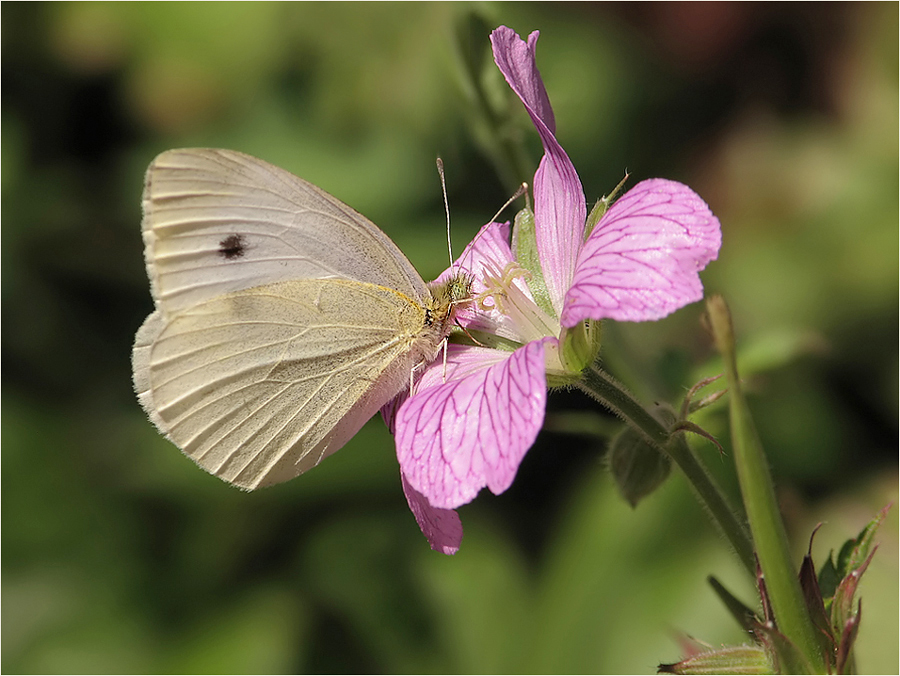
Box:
3 3 897 673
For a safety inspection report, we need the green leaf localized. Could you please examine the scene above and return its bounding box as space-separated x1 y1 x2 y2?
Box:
708 575 760 634
608 424 672 508
842 504 890 575
817 553 842 603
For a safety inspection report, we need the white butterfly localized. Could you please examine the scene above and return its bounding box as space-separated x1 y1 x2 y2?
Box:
133 149 470 490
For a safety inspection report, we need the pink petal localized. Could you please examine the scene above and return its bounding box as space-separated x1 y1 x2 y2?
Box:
382 343 514 437
561 179 722 327
438 221 514 293
490 27 555 133
395 339 550 509
532 154 587 317
491 26 586 318
401 470 463 555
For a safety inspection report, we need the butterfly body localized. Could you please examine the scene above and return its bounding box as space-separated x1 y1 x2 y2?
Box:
133 149 470 489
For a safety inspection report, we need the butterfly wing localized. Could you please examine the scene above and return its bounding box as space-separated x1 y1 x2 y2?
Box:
142 148 430 316
134 278 431 490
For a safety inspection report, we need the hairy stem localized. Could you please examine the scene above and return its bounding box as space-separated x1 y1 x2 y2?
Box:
707 295 826 673
577 364 755 576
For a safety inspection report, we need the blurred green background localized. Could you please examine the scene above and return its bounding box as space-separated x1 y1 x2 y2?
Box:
3 3 897 673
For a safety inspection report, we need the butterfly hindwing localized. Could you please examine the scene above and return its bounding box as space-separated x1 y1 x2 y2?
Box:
135 278 431 489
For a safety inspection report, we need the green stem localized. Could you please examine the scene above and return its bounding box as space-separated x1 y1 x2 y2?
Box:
707 296 826 673
576 365 755 576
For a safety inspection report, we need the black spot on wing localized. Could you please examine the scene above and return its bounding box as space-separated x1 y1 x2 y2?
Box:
219 234 247 260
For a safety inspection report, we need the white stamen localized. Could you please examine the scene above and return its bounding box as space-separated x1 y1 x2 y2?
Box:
476 260 558 344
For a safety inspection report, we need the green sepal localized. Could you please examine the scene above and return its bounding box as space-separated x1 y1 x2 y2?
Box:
751 621 816 675
448 328 522 353
585 199 607 237
585 173 630 238
559 320 601 374
830 549 875 673
511 207 555 319
798 540 836 670
658 644 775 675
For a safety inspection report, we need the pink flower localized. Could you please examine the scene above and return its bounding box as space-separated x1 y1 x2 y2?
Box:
389 26 722 554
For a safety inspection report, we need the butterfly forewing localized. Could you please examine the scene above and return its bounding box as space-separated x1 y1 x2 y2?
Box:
143 149 429 315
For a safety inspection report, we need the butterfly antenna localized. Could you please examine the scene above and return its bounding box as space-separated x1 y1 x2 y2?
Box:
458 182 529 271
436 158 454 268
491 182 529 225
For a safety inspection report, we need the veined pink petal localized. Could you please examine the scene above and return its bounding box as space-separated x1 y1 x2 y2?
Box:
490 27 555 133
491 26 586 319
401 471 463 555
533 153 586 316
395 339 549 509
561 179 722 327
382 343 515 438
